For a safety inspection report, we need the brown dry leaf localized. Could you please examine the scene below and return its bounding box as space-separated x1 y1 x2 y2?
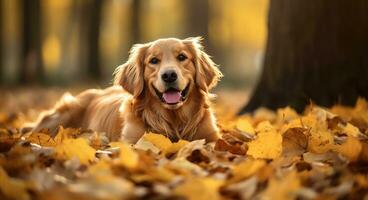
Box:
54 127 81 144
54 138 96 165
27 132 56 147
359 141 368 162
176 139 206 158
214 139 247 155
282 128 308 157
174 177 223 200
247 123 282 159
0 128 20 152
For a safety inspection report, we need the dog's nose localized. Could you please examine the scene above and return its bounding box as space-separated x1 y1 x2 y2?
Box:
161 70 177 83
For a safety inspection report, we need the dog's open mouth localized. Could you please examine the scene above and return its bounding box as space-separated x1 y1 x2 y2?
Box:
153 83 190 105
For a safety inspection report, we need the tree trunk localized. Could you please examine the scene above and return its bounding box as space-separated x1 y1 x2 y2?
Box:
86 0 102 80
0 0 3 83
185 0 212 54
19 0 44 84
240 0 368 114
131 0 141 44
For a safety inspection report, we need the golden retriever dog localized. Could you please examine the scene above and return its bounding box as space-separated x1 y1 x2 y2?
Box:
32 37 223 143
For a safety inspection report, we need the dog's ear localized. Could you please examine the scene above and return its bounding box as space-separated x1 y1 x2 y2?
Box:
184 37 223 92
114 44 148 97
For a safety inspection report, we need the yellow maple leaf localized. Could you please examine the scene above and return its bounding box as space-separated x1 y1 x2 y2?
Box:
255 121 275 133
231 159 266 182
0 167 32 200
174 177 223 200
166 140 189 155
247 127 282 159
54 138 96 165
143 133 172 151
276 107 299 123
308 130 334 154
340 123 361 137
333 136 362 161
110 142 139 169
139 133 189 155
236 117 255 135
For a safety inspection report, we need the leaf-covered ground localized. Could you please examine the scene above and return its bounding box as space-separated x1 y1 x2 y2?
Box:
1 89 368 200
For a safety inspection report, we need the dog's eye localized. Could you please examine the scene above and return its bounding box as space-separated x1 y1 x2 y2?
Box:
177 54 187 61
149 57 159 64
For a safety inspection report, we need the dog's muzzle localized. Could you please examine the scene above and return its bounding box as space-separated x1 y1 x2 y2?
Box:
153 83 190 105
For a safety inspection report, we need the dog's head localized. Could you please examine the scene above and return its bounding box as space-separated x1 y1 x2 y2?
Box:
114 37 222 109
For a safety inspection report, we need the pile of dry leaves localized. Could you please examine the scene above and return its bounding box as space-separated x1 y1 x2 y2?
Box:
1 93 368 200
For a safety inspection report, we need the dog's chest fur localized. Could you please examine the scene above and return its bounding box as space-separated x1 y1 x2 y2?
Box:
135 92 206 141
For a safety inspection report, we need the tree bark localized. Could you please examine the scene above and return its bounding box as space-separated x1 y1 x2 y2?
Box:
131 0 141 44
240 0 368 114
86 0 102 80
185 0 212 54
19 0 44 84
0 0 3 83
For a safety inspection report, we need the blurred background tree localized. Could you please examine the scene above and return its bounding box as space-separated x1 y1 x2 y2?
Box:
240 0 368 113
20 0 44 84
0 0 2 84
0 0 268 91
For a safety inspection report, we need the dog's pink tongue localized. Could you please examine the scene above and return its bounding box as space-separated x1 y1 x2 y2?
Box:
163 91 181 104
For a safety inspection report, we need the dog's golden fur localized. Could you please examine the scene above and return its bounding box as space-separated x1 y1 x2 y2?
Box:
32 37 223 143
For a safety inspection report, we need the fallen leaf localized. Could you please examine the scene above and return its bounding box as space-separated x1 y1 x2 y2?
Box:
231 159 266 182
142 133 172 152
139 132 189 155
54 138 96 165
282 128 308 157
174 177 223 200
0 166 32 200
236 117 255 135
110 142 139 169
27 132 56 147
261 170 301 200
340 123 361 137
247 125 282 159
332 136 362 161
276 106 299 123
308 129 334 154
214 139 247 155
